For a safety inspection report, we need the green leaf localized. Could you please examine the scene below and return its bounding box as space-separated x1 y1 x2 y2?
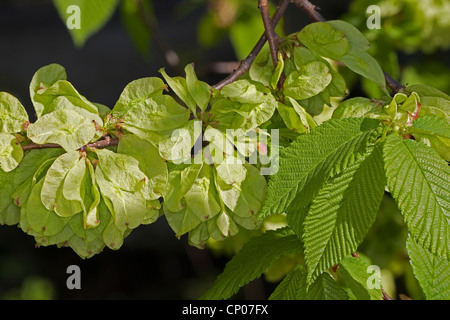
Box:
293 46 317 69
103 219 124 250
249 49 274 87
327 68 347 98
407 235 450 300
406 84 450 100
409 116 450 161
36 80 100 118
163 163 203 213
210 80 277 131
117 134 168 199
0 133 23 172
67 198 106 243
95 102 111 119
68 235 105 259
53 0 120 48
143 199 161 225
0 170 20 225
158 120 201 164
164 205 202 239
288 97 317 131
41 151 83 217
48 95 103 127
46 95 103 141
333 97 380 119
26 179 70 237
277 102 309 133
95 148 147 193
297 22 349 60
63 156 100 228
283 61 332 100
117 126 174 147
27 222 75 250
200 227 303 300
0 92 29 134
95 166 146 232
27 109 96 152
29 64 67 118
112 77 166 117
419 96 450 124
120 0 153 58
215 162 267 218
304 144 385 285
269 265 349 300
271 52 285 89
383 135 450 259
12 149 65 207
326 20 371 51
117 95 190 135
297 94 325 116
210 210 239 240
219 79 271 104
66 199 112 258
165 165 221 238
268 265 304 300
338 256 383 300
83 160 101 228
340 46 387 92
159 68 197 114
185 63 211 112
260 118 382 219
14 149 64 191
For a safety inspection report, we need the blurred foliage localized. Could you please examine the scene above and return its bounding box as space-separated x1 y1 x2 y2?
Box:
2 277 55 300
341 0 450 97
177 0 284 60
189 0 284 60
345 0 450 54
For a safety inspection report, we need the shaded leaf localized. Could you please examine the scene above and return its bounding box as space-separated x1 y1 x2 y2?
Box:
297 22 349 60
200 228 302 300
53 0 120 48
383 135 450 259
283 61 332 100
0 133 23 172
407 235 450 300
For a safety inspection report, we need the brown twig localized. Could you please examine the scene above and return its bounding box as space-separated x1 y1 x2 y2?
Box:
292 0 326 22
22 143 61 151
212 0 290 90
86 137 120 150
292 0 404 95
382 289 394 300
383 70 405 94
22 137 120 152
258 0 279 66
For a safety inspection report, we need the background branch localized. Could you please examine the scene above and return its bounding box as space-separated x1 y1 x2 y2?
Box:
258 0 279 66
212 0 290 90
383 71 405 94
133 0 182 74
292 0 326 22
